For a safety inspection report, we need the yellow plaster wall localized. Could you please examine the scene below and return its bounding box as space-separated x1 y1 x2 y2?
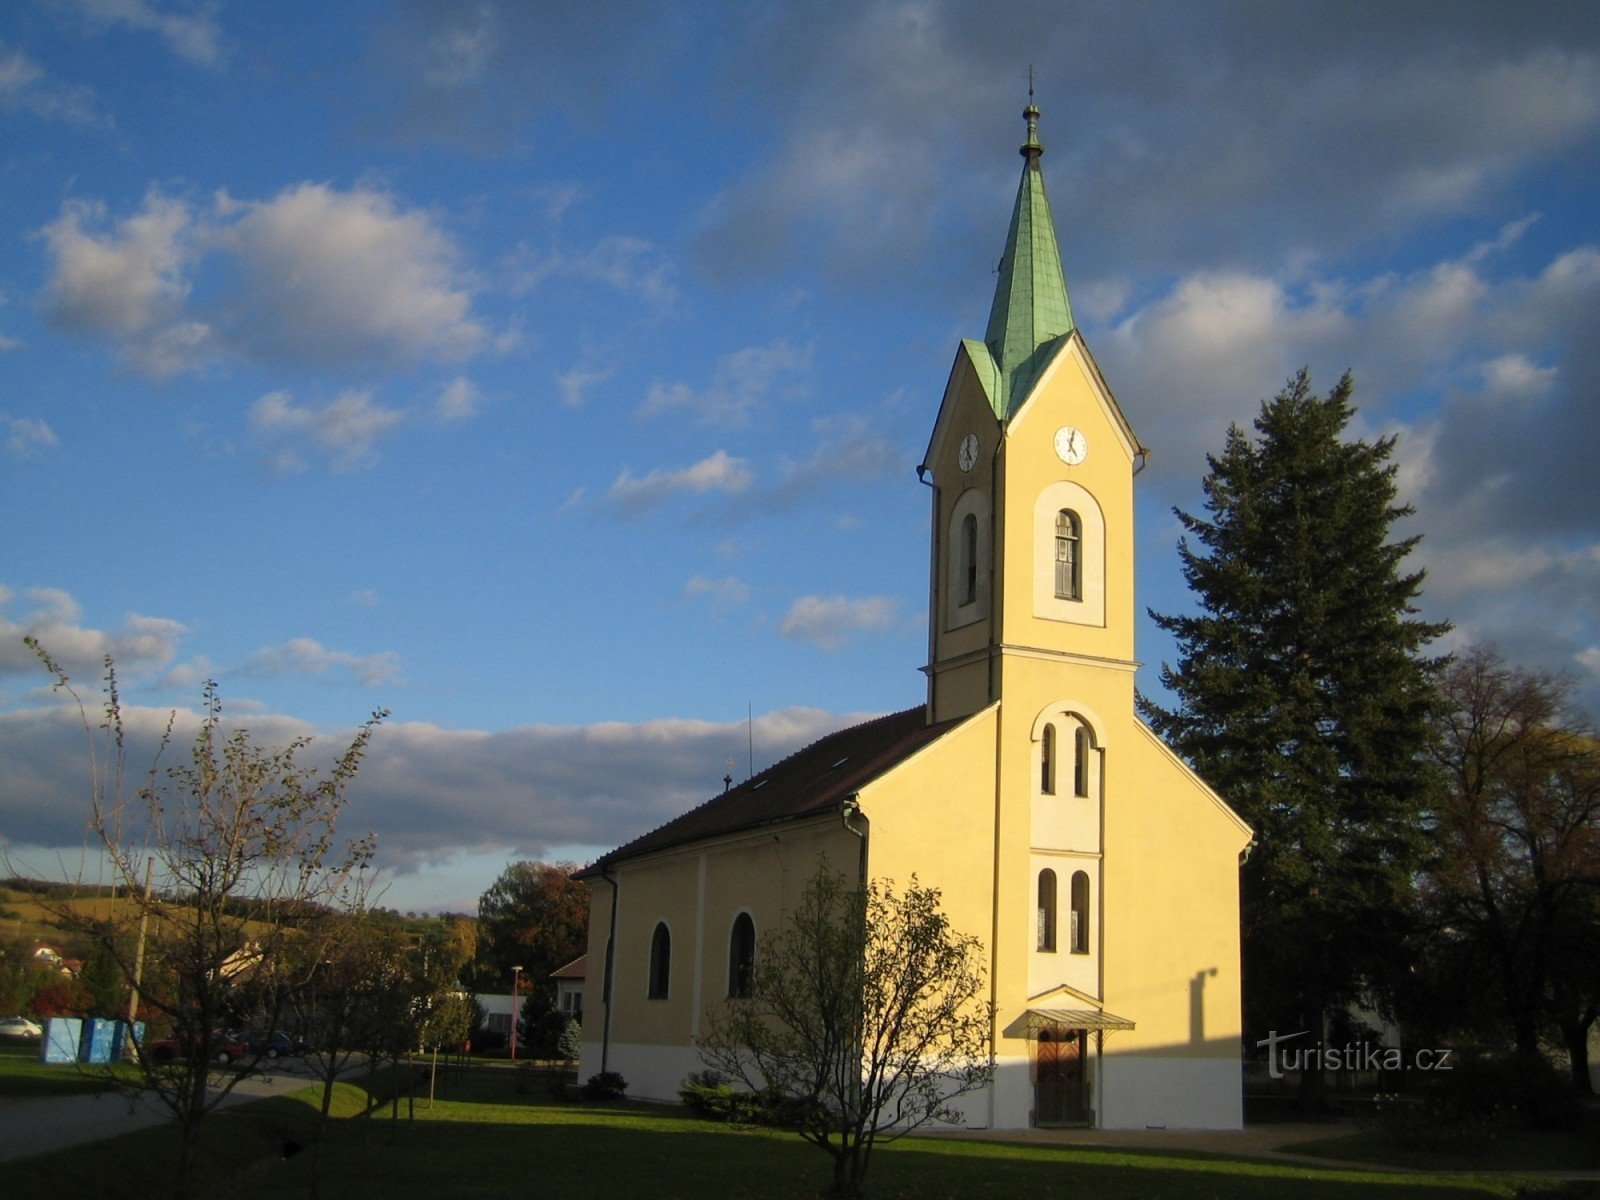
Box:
582 817 860 1056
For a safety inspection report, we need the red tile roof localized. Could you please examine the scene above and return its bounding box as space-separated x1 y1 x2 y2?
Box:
549 954 586 981
583 706 962 872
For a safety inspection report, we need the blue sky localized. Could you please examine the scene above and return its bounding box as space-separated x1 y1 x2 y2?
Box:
3 1 1598 914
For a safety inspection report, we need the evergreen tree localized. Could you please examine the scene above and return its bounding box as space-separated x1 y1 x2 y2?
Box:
1140 369 1446 1105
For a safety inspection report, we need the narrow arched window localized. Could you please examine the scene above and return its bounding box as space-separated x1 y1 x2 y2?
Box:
1055 509 1082 601
960 512 978 605
1040 724 1057 795
1074 725 1091 797
728 913 755 998
1037 869 1057 952
1070 872 1090 954
648 922 671 999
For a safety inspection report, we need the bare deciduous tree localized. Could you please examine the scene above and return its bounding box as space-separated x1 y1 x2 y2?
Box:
700 863 993 1198
28 641 384 1200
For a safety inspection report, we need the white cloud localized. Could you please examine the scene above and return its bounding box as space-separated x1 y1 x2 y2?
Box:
514 234 678 312
0 39 102 125
219 183 485 366
39 183 489 375
556 363 612 408
435 377 479 422
0 585 184 679
235 638 402 688
40 192 201 366
3 415 58 457
61 0 227 68
778 594 897 652
604 450 753 512
250 389 406 472
683 575 751 606
641 340 811 427
0 695 875 876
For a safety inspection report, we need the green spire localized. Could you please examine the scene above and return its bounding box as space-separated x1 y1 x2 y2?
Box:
983 98 1074 417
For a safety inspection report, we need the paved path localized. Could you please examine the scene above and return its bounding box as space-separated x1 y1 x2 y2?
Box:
0 1060 327 1164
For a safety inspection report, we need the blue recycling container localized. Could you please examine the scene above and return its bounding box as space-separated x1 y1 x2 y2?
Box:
80 1016 116 1064
110 1019 145 1060
41 1017 81 1064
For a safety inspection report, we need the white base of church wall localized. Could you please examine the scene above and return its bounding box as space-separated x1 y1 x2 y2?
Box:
579 1040 705 1105
1098 1056 1242 1130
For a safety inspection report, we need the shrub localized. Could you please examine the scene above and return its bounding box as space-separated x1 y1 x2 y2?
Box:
556 1018 582 1060
581 1071 627 1101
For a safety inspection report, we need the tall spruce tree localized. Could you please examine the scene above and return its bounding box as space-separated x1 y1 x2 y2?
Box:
1140 369 1446 1105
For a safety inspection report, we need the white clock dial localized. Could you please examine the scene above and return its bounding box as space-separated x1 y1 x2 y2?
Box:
1053 426 1087 465
957 433 980 472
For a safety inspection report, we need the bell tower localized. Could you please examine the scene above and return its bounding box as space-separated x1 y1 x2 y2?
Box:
921 101 1146 724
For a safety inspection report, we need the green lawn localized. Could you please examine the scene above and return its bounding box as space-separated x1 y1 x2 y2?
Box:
1285 1127 1600 1173
0 1039 142 1097
2 1064 1572 1200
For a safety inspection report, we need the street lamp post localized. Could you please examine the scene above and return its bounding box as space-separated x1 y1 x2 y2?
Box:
510 965 523 1061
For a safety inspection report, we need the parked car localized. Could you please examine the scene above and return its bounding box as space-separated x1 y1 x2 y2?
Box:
144 1030 251 1064
238 1029 309 1059
0 1016 43 1040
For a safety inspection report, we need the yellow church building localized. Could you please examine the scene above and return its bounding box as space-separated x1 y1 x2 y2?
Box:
578 102 1252 1131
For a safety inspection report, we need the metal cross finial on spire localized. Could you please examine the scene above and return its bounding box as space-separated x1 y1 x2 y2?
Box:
1021 68 1042 161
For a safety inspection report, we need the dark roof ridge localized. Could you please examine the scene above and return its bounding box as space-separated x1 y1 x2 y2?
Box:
582 704 957 874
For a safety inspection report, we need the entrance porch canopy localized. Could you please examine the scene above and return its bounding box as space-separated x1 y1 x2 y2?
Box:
1020 1007 1135 1036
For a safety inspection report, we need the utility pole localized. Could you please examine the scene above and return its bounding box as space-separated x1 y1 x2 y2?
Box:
125 857 154 1059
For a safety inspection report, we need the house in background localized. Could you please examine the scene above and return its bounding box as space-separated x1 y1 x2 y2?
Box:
552 955 585 1022
578 102 1251 1130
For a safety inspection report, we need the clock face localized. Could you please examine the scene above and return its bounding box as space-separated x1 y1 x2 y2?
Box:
957 433 980 472
1053 426 1087 465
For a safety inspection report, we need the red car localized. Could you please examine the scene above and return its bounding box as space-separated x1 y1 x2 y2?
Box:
143 1029 252 1065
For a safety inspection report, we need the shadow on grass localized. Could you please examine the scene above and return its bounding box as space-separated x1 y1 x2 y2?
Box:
0 1063 1547 1200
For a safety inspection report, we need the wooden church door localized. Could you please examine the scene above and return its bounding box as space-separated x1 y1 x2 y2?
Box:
1035 1028 1088 1126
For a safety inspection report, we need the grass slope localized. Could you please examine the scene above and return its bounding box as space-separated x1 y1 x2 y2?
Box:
2 1063 1564 1200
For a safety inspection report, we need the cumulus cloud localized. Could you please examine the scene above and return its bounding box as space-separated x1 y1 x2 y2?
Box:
38 183 488 375
641 340 811 427
0 696 877 877
604 450 753 513
3 415 58 457
0 585 184 680
235 638 402 687
40 192 201 369
218 183 485 366
778 594 897 652
250 389 406 472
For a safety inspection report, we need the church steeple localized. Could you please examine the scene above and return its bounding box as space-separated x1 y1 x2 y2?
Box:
983 97 1075 417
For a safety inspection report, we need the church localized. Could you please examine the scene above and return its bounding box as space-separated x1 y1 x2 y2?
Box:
577 102 1252 1131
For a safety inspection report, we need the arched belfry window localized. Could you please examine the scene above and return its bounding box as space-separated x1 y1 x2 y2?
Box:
1037 869 1057 952
728 913 755 998
1074 725 1091 797
648 922 672 999
1070 872 1090 954
960 513 978 605
1040 724 1057 795
1055 509 1082 601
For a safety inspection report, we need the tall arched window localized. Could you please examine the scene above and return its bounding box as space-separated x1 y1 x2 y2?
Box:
648 921 672 999
960 512 978 605
1070 872 1090 954
1073 725 1091 797
1037 869 1057 952
728 912 756 998
1055 509 1082 600
1040 723 1057 794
